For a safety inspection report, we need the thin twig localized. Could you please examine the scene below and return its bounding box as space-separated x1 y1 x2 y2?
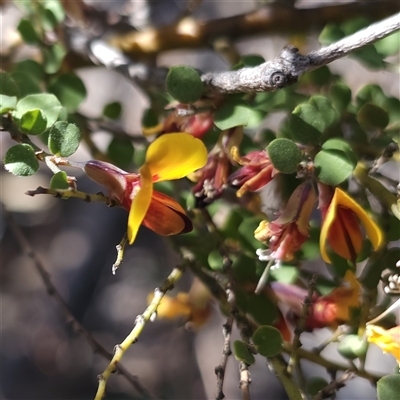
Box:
26 186 117 207
215 316 234 400
313 371 355 400
283 344 381 383
239 362 252 400
4 207 153 399
112 233 128 275
94 265 185 400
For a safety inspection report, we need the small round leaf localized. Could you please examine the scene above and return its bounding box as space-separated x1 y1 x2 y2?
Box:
337 335 368 360
314 149 356 185
20 109 47 135
214 99 250 130
166 66 203 104
377 375 400 400
208 250 224 271
14 93 62 129
42 43 66 74
17 19 40 45
357 103 389 131
0 73 19 97
4 144 39 176
267 138 302 174
48 121 81 157
103 101 122 120
289 104 324 144
107 137 133 169
252 325 283 357
11 72 41 97
233 340 255 365
50 171 70 190
321 138 358 166
48 74 87 113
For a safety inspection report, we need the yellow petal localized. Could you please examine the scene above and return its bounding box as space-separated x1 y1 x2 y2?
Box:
320 190 338 263
335 188 383 252
127 164 153 244
366 325 400 362
145 133 208 181
320 188 384 263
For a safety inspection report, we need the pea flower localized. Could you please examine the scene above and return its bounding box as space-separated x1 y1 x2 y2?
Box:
85 133 207 244
255 181 316 266
271 271 360 330
366 325 400 362
228 147 274 197
148 278 212 330
318 184 383 264
190 126 243 207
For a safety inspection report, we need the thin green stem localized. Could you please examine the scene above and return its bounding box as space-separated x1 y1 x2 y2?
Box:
94 265 185 400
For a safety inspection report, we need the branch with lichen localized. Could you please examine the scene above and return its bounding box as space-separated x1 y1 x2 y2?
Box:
94 265 185 400
4 206 153 398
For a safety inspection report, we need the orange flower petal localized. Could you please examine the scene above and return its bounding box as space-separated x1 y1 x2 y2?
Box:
145 133 208 182
143 191 192 236
320 188 383 263
127 164 153 244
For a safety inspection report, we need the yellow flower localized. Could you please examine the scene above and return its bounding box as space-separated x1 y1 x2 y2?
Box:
366 325 400 362
85 133 207 244
319 187 383 263
148 278 212 329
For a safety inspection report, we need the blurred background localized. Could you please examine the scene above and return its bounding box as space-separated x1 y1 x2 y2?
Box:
1 1 399 399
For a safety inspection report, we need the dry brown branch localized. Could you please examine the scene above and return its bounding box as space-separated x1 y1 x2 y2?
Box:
111 3 400 57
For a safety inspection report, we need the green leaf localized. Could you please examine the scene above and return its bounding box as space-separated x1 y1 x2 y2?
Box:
10 72 42 97
214 99 250 130
14 94 62 129
300 66 332 87
103 101 122 120
48 121 81 156
314 148 356 185
232 55 265 70
246 294 278 326
309 95 338 128
321 138 358 166
352 45 385 69
270 264 298 284
341 17 369 35
4 144 39 176
107 137 134 169
374 31 400 58
337 335 368 360
238 216 265 253
166 66 203 104
289 103 324 145
356 84 388 109
267 138 301 174
252 325 283 357
377 375 400 400
48 74 87 113
319 23 344 46
0 72 19 97
0 95 17 113
208 250 224 271
42 43 66 74
50 171 69 190
20 109 47 135
233 340 255 365
40 0 65 30
232 254 257 282
17 19 40 45
330 81 352 113
357 103 389 131
306 377 328 396
13 60 44 83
